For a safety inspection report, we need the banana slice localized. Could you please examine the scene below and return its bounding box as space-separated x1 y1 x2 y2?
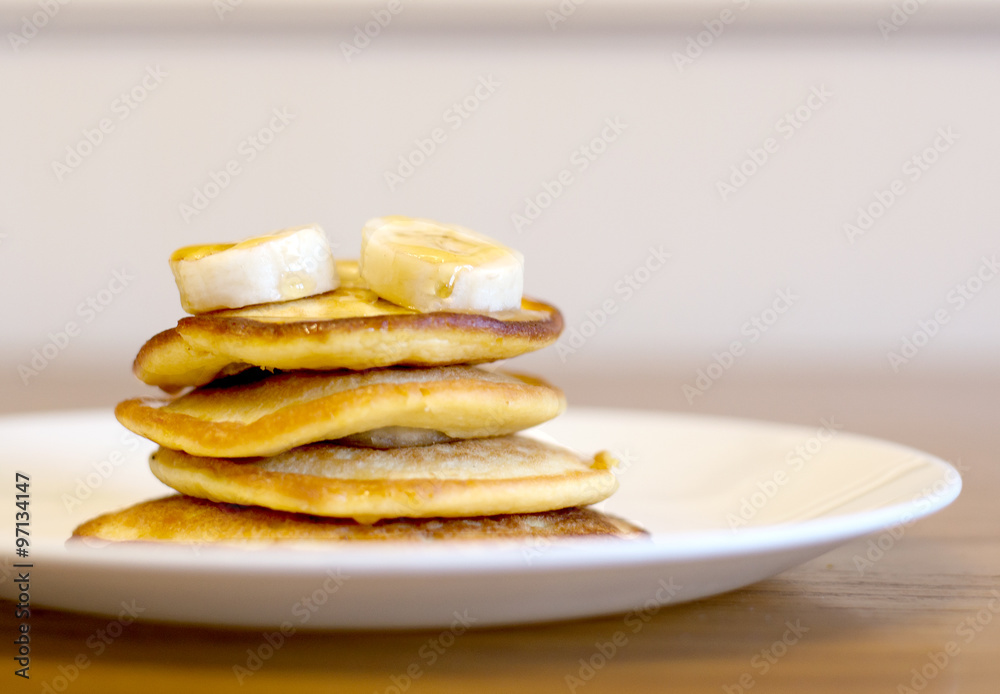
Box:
360 216 524 313
169 224 339 314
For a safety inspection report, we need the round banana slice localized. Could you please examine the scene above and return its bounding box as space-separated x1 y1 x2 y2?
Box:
360 216 523 313
170 224 339 314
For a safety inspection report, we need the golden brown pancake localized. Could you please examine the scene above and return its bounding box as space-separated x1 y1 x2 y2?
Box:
149 436 619 523
115 366 566 457
134 261 563 391
70 494 646 545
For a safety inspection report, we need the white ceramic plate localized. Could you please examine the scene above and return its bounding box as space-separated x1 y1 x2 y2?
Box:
0 408 960 629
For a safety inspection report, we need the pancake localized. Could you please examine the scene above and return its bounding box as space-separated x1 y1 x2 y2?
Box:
149 436 619 523
115 366 566 457
70 494 647 545
134 261 563 390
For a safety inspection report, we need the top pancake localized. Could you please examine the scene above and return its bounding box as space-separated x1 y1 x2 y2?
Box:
134 261 563 390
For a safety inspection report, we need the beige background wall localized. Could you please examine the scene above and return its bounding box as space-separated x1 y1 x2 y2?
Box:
2 1 998 411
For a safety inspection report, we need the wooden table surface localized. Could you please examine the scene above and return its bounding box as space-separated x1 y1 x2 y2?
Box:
2 367 998 693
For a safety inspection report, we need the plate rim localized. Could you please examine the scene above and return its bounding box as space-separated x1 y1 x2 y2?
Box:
1 406 962 575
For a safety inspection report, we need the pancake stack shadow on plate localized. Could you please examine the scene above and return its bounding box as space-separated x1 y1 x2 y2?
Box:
74 260 644 545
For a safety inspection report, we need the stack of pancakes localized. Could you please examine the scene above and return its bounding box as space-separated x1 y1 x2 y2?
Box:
74 261 642 544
